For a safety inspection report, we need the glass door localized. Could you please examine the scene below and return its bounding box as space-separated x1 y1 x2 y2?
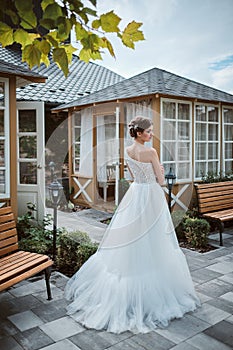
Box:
17 102 45 221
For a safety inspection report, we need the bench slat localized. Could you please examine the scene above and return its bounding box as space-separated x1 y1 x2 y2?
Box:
0 221 16 233
0 254 52 283
0 206 53 299
0 260 53 292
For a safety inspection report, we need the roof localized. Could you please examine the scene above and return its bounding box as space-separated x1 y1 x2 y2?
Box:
0 59 46 87
54 67 233 111
0 46 124 104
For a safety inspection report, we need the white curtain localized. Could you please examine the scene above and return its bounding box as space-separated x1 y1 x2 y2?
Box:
79 108 93 177
96 116 107 181
124 102 153 150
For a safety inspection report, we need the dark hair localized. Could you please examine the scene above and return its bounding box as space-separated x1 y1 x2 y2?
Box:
128 116 152 138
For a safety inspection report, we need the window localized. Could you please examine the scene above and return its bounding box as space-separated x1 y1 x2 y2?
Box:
73 112 81 172
194 104 220 179
223 107 233 174
0 79 10 197
161 99 192 181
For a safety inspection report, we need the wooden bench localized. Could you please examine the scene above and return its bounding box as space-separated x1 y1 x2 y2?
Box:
195 181 233 246
0 206 53 299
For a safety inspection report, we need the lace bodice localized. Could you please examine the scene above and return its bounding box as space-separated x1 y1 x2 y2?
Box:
126 156 157 184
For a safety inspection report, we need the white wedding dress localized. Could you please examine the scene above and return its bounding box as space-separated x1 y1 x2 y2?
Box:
65 155 200 333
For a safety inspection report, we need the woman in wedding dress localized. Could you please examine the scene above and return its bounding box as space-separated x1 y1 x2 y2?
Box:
65 116 200 334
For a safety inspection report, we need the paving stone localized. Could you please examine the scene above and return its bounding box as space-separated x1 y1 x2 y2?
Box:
32 298 68 322
154 314 209 344
192 302 230 325
69 329 122 350
191 267 222 284
226 315 233 324
187 332 232 350
195 278 233 298
9 279 53 298
204 320 233 347
40 338 82 350
106 338 145 350
0 336 24 350
14 326 54 350
8 310 44 332
131 331 175 350
39 316 84 342
206 261 233 274
98 330 132 345
207 297 233 314
0 317 19 339
168 342 197 350
196 292 213 303
34 285 64 302
219 272 233 284
220 291 233 303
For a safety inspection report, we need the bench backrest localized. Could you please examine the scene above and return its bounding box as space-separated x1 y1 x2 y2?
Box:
0 206 18 257
195 181 233 214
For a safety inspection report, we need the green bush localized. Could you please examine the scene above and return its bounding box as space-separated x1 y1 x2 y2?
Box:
184 217 210 249
17 203 54 255
201 171 233 183
57 230 98 276
171 210 187 241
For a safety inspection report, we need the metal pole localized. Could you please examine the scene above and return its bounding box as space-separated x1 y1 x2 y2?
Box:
53 204 57 261
168 186 172 212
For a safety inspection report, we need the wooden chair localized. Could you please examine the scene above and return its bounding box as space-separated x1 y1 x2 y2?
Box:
0 206 53 299
195 181 233 246
98 165 116 202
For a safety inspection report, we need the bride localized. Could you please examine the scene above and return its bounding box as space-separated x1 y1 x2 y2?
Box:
64 115 200 334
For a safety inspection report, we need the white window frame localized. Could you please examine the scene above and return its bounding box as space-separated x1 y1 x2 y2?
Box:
72 111 81 174
160 98 192 182
222 105 233 174
0 78 10 198
194 103 220 180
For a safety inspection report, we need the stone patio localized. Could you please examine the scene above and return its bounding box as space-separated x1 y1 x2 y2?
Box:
1 210 233 350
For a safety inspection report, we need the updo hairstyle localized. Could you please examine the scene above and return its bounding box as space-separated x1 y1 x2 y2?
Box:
128 116 152 138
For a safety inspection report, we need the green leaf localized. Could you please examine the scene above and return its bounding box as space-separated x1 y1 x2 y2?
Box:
41 0 55 11
100 11 121 33
62 44 77 64
22 44 42 69
15 0 37 29
42 3 63 20
14 29 38 48
75 22 88 40
122 21 144 48
57 17 72 40
5 9 19 25
39 18 56 30
35 39 51 55
100 37 115 57
82 7 97 17
53 47 69 76
0 22 14 46
46 32 59 47
40 53 50 67
92 19 100 29
88 0 96 6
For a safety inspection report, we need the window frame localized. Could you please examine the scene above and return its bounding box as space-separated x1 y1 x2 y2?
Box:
0 78 10 198
72 111 81 174
194 103 221 180
222 105 233 174
160 98 192 183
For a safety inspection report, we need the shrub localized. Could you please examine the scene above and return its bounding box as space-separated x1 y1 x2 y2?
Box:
171 210 187 241
184 217 210 249
201 171 233 183
57 230 98 276
17 203 54 255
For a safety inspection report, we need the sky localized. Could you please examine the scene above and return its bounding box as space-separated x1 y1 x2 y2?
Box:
92 0 233 94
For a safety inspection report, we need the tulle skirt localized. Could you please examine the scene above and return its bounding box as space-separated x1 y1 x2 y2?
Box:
65 182 200 333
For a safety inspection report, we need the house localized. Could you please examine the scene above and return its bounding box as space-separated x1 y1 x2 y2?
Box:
0 59 46 218
0 46 124 219
52 67 233 212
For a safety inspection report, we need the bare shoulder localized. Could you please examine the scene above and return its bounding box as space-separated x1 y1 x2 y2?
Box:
149 147 159 159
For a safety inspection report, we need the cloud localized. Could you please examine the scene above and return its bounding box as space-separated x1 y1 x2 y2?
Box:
93 0 233 94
